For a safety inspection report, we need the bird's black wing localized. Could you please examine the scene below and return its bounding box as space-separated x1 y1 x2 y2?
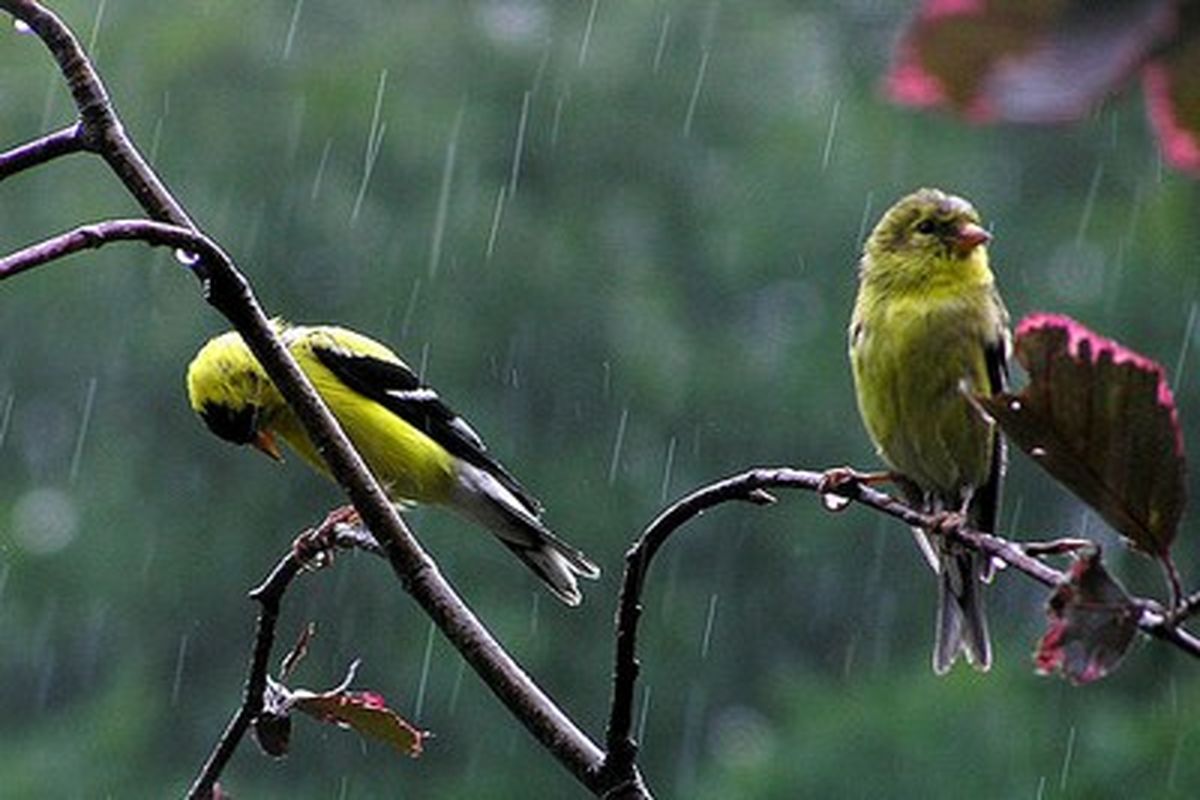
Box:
311 344 543 514
970 327 1009 535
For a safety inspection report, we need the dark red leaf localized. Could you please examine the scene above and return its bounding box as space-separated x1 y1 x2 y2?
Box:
977 313 1186 557
1035 550 1138 684
887 0 1176 122
254 663 427 759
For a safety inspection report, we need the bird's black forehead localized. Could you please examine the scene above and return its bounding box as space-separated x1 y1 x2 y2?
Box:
199 401 259 445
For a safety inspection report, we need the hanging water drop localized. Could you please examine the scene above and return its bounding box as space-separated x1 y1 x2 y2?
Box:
174 248 199 266
821 492 851 512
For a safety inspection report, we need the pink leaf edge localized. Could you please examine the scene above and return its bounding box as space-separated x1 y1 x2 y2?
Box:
921 0 985 18
1143 61 1200 175
1016 312 1183 456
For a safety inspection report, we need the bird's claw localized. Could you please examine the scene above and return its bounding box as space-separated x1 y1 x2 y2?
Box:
926 510 966 539
292 505 361 568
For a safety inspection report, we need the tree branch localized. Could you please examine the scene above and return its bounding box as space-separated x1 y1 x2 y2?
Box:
0 1 612 793
0 218 219 281
601 466 1200 786
0 0 194 226
0 123 84 180
7 3 1197 799
186 548 303 800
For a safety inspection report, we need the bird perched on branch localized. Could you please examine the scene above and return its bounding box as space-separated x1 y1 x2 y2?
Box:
186 322 600 605
848 187 1010 673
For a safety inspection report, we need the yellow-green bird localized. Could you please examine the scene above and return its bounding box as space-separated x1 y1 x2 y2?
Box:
849 187 1010 674
186 322 600 605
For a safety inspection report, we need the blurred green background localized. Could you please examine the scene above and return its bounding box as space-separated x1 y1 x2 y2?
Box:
2 1 1199 797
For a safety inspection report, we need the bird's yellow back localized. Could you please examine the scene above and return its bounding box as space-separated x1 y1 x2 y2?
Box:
279 326 458 503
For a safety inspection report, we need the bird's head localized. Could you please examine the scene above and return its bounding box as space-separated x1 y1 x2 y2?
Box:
186 330 284 461
863 187 991 285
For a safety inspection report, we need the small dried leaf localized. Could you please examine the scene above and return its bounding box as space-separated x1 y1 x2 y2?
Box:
254 665 427 758
1035 550 1138 684
978 313 1186 557
280 622 317 680
252 676 295 757
294 689 426 758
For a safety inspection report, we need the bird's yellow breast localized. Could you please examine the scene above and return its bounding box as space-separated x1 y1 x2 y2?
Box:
850 274 999 499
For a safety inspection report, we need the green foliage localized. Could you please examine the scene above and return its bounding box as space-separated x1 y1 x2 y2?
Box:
2 1 1200 797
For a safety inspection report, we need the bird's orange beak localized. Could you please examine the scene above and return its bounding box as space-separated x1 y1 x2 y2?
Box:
954 222 991 255
252 429 284 462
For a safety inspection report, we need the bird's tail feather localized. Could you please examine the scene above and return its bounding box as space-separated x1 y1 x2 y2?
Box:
933 546 991 674
451 463 600 605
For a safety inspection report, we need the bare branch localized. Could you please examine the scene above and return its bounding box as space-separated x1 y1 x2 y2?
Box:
0 123 84 180
0 0 194 225
187 549 303 800
603 469 780 789
188 514 385 798
601 466 1200 786
0 2 612 791
0 218 221 281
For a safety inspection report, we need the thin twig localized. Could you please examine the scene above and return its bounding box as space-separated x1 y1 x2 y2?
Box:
0 123 84 180
188 517 381 799
1162 553 1185 613
0 0 195 226
187 552 303 800
1171 589 1200 625
0 218 222 281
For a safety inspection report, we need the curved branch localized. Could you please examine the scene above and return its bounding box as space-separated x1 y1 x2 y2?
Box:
0 218 222 281
601 466 1200 786
603 471 781 784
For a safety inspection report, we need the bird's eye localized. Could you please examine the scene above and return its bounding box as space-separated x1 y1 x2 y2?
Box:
915 219 936 235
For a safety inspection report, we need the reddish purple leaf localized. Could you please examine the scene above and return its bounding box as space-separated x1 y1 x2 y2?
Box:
887 0 1176 122
977 313 1186 557
1035 550 1138 684
294 689 426 758
886 1 1200 177
1143 29 1200 175
255 662 427 759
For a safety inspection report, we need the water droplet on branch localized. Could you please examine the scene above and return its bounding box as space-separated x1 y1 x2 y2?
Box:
174 248 200 266
821 492 850 512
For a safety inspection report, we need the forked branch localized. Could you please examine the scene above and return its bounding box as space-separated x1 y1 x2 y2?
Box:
1 1 613 795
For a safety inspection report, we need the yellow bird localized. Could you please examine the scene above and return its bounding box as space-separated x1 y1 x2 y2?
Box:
186 322 600 605
849 188 1010 673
